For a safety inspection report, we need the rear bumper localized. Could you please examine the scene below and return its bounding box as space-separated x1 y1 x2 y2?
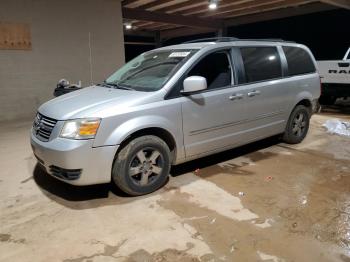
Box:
30 131 118 186
311 99 320 114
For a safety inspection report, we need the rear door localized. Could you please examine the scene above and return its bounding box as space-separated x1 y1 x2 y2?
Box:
235 46 288 137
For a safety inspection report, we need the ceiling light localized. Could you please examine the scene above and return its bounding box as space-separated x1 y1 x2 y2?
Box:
208 0 218 10
125 23 132 30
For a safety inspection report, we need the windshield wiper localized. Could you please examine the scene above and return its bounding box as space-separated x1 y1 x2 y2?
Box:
114 82 134 90
99 81 134 90
97 82 115 88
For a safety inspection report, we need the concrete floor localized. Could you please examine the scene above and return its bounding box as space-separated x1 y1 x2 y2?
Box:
0 106 349 262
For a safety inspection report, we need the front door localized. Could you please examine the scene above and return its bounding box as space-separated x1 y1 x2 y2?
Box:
181 50 250 158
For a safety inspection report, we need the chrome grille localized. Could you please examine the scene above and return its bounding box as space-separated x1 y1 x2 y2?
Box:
33 113 57 142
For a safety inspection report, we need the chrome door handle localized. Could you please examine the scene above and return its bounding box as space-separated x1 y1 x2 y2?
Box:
247 90 261 97
229 93 244 100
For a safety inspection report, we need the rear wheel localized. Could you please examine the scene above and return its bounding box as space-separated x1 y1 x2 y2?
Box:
112 135 171 196
282 105 310 144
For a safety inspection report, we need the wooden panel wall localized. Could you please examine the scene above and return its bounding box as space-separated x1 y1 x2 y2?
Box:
0 22 32 50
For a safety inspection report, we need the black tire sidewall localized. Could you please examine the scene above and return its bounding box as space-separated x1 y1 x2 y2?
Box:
112 136 171 196
284 105 310 144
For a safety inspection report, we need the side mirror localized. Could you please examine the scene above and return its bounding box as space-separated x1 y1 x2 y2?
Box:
181 76 207 94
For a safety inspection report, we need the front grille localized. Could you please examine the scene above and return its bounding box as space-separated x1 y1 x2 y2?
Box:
49 165 82 180
33 113 57 142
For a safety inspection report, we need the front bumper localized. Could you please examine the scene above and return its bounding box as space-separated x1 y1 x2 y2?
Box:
30 131 118 186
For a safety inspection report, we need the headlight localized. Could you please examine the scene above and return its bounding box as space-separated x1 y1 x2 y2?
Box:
60 118 101 139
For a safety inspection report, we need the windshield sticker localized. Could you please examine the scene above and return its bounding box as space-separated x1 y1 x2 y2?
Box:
169 52 191 58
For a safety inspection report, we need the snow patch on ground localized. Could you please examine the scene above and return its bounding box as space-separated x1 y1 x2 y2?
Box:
257 250 284 262
323 119 350 137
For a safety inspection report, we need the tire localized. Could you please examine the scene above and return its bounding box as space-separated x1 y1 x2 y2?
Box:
319 95 336 105
112 135 171 196
282 105 310 144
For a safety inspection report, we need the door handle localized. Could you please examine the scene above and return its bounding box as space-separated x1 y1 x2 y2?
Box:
247 90 261 97
229 93 244 100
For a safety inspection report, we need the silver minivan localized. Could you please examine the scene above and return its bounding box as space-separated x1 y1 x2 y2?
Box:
31 38 320 195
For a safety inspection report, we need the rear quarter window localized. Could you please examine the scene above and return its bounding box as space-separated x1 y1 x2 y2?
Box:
282 46 316 76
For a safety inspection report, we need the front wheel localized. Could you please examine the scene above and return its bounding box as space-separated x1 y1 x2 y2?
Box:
112 135 171 196
282 105 310 144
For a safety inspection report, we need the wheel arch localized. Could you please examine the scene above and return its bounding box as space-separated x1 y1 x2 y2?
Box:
116 127 177 164
295 98 312 111
290 91 313 115
283 94 313 132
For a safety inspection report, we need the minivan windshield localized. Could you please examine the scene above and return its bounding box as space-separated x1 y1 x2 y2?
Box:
105 49 197 92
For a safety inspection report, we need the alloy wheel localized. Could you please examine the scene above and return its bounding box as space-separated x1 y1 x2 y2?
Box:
292 112 307 137
128 147 164 186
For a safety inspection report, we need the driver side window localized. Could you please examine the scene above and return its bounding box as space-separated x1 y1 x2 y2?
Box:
187 50 232 90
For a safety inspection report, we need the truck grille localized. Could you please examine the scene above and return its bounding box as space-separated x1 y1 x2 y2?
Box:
33 113 57 142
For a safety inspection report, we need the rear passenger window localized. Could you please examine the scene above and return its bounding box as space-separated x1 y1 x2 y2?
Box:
283 46 316 76
240 47 282 83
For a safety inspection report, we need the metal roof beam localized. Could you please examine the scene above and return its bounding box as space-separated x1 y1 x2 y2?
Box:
122 7 223 29
319 0 350 9
160 2 336 39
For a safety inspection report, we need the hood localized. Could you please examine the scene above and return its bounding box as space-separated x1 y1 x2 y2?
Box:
39 86 155 120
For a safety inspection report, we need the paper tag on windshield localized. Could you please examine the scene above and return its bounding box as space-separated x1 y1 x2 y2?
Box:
169 52 190 58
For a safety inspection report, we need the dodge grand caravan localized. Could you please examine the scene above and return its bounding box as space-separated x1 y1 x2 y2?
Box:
31 38 320 195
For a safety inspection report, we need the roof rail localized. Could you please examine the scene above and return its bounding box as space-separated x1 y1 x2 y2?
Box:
183 37 239 43
243 38 295 43
183 37 294 44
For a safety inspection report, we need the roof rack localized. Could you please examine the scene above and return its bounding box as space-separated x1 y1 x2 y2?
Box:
184 37 239 43
244 38 295 43
183 37 294 44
